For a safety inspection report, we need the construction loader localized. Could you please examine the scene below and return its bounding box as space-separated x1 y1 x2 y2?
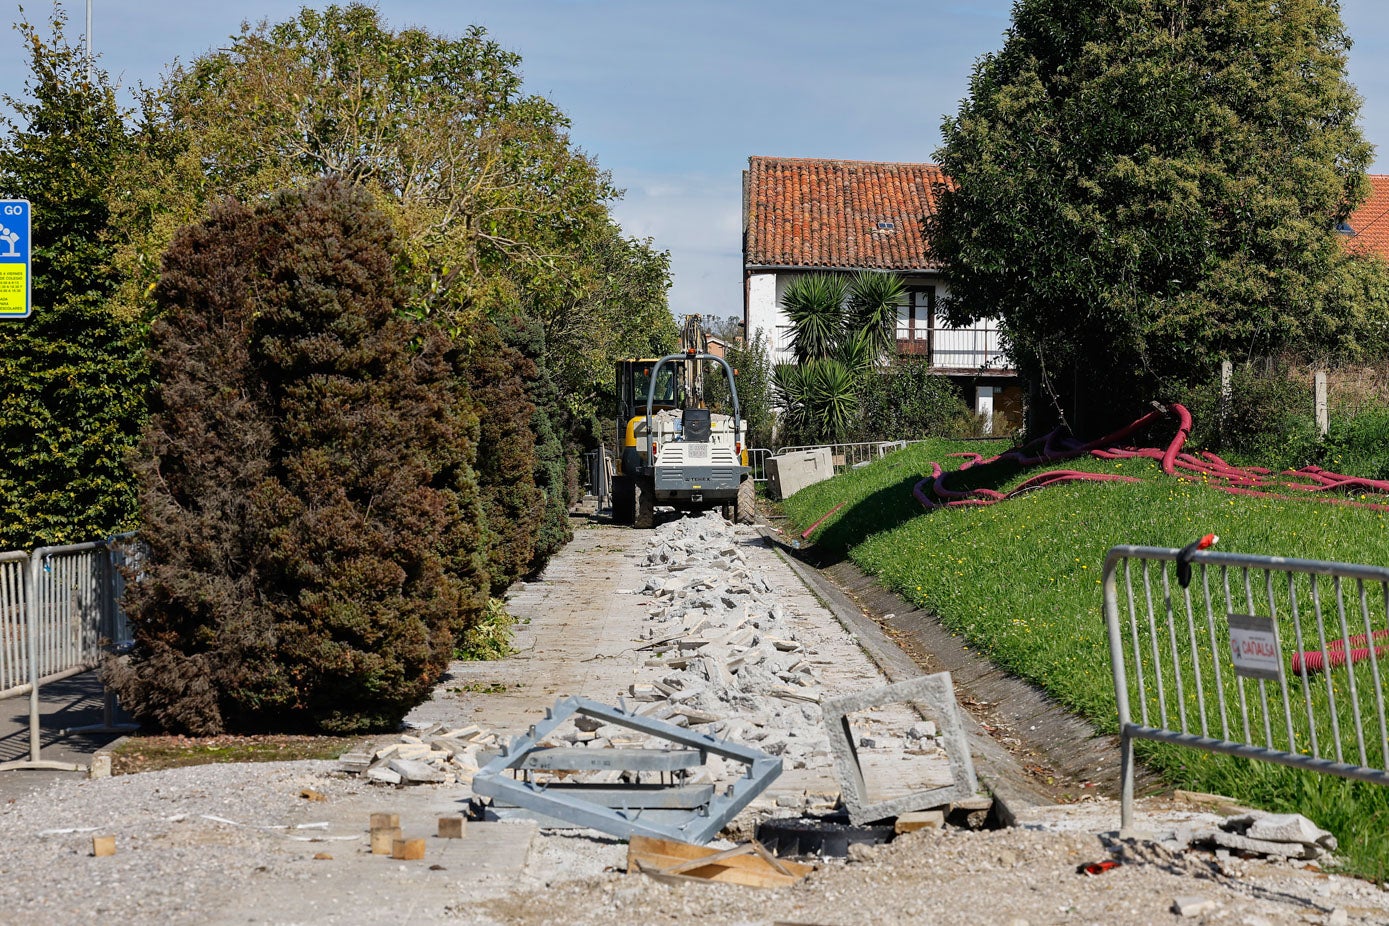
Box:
611 317 753 528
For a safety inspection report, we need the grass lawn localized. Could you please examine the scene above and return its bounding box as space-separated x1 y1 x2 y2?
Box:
782 438 1389 881
109 733 374 775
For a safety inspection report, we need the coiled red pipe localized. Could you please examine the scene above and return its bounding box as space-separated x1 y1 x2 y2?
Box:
913 403 1389 513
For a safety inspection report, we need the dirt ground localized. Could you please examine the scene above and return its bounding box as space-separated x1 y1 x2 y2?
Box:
21 508 1387 926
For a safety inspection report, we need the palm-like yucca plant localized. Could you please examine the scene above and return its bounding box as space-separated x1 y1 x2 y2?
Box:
775 270 904 444
846 269 905 360
782 272 849 363
803 358 858 441
771 362 812 444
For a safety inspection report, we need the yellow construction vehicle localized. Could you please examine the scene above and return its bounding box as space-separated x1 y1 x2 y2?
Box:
611 316 752 528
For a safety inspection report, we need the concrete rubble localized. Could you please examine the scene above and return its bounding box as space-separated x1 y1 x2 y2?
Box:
1197 811 1340 861
338 512 960 825
338 724 501 786
627 512 848 784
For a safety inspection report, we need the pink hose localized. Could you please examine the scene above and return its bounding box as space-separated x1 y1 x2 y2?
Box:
913 403 1389 514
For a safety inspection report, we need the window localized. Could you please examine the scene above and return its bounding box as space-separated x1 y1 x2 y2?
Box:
896 287 935 340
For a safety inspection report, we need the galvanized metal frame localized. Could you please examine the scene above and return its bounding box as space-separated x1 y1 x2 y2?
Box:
471 695 781 844
821 672 979 824
1103 545 1389 830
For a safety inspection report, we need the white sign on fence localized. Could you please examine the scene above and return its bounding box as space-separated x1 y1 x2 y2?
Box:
1228 612 1283 682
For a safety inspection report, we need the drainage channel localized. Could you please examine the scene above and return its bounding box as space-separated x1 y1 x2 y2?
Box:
762 528 1165 815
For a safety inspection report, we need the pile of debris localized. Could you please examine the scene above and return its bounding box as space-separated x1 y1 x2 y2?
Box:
339 512 960 835
337 723 499 786
625 512 942 780
1197 811 1339 862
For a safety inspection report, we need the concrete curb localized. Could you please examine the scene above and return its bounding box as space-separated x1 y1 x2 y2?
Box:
758 526 1053 826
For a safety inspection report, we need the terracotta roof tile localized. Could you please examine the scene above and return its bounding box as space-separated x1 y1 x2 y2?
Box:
1345 174 1389 261
744 157 944 270
745 159 1389 269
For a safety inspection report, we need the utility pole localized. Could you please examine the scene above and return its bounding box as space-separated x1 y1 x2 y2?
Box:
86 0 93 84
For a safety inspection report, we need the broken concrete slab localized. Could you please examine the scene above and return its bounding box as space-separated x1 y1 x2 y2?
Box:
1171 895 1216 917
387 758 447 784
821 672 980 825
1229 812 1338 851
1201 830 1322 860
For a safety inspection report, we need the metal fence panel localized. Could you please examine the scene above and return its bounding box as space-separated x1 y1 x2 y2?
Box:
746 447 771 482
31 543 109 680
105 534 140 650
0 536 143 772
0 552 28 694
1103 545 1389 829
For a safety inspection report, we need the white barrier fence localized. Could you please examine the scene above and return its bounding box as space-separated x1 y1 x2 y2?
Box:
0 537 139 773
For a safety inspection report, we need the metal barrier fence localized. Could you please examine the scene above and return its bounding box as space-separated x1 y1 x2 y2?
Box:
0 537 138 772
588 441 908 495
1102 545 1389 828
584 448 613 512
746 447 772 482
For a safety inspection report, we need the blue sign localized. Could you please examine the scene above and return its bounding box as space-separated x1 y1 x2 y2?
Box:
0 200 30 319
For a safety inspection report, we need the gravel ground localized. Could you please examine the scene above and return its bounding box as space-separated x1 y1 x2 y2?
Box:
480 820 1389 926
5 511 1387 925
7 759 1388 926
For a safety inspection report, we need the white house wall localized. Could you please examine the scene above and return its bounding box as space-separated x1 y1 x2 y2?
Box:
746 271 791 365
746 269 1011 372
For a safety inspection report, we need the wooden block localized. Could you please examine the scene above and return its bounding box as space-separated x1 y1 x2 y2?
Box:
369 812 400 831
437 816 466 839
894 811 945 834
92 835 116 857
370 826 402 855
392 838 426 860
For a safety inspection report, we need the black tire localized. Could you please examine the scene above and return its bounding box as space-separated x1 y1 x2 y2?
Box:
611 475 635 525
634 477 655 529
735 476 756 524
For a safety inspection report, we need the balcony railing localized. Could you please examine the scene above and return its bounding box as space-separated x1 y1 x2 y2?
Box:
896 323 1009 371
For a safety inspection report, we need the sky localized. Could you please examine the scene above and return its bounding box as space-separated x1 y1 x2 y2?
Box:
2 1 1388 322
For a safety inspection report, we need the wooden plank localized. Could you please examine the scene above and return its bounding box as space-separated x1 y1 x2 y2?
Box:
633 859 802 889
627 834 814 887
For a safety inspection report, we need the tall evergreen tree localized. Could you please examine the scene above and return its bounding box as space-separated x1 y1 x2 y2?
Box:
110 179 486 734
0 12 146 547
931 0 1384 434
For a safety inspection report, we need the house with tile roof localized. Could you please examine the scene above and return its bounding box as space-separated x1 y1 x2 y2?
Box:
1343 174 1389 258
744 159 1389 437
742 155 1022 432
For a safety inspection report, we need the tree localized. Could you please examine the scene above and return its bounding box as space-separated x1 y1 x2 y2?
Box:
772 271 904 443
108 179 486 734
0 11 146 548
852 363 973 441
110 3 672 553
497 314 574 567
931 0 1385 435
461 317 544 596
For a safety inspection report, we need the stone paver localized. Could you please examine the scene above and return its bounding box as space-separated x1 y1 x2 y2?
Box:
419 516 958 803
